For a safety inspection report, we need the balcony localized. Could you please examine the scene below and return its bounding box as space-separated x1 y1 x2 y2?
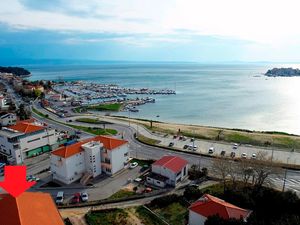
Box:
101 162 112 169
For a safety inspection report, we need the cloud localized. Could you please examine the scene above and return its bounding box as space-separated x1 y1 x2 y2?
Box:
1 0 300 50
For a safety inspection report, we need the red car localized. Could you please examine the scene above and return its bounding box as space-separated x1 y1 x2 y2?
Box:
71 193 81 204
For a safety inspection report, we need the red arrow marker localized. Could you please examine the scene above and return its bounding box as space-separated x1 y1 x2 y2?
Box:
0 166 36 198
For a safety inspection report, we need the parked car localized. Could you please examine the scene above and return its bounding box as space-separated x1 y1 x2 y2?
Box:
183 144 189 149
134 178 142 183
208 147 214 154
168 142 174 147
233 143 239 149
241 153 247 158
251 153 257 159
140 165 149 172
55 191 64 205
130 162 139 169
143 187 152 193
191 138 195 142
71 193 81 204
188 145 197 151
173 135 177 139
26 175 40 182
220 151 226 156
80 192 89 202
230 152 236 158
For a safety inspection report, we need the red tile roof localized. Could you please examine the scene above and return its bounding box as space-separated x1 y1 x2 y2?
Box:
51 135 128 158
93 135 127 150
9 121 45 134
152 155 188 173
189 194 251 220
51 141 86 158
0 192 65 225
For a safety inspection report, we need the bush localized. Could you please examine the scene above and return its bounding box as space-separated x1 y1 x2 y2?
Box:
183 186 203 201
149 194 181 208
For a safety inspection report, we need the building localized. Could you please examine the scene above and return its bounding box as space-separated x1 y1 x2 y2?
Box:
0 113 17 126
50 135 129 184
0 120 58 164
189 194 252 225
0 192 65 225
0 94 9 110
146 155 188 187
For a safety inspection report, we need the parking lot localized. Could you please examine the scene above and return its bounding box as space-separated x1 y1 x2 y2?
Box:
159 135 299 164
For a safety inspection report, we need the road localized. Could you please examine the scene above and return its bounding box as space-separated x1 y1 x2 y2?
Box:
30 103 300 195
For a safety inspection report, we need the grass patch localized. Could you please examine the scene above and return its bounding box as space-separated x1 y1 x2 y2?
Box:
136 134 160 145
88 103 122 111
154 202 188 225
68 124 118 135
108 189 136 200
136 206 165 225
85 209 130 225
32 107 117 135
75 117 110 124
131 158 154 167
32 107 48 118
224 133 254 144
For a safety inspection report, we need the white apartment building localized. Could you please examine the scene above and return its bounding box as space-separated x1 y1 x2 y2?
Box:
0 113 17 126
146 155 188 188
0 95 9 110
50 136 129 184
0 120 58 164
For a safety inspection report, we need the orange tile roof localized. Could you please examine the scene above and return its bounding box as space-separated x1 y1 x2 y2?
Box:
189 194 251 220
51 135 128 158
51 140 86 158
9 121 45 134
0 192 65 225
93 135 127 150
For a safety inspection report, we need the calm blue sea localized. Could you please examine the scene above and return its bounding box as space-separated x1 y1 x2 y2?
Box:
28 63 300 134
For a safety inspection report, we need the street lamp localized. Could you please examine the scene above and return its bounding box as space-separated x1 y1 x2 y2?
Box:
282 157 290 192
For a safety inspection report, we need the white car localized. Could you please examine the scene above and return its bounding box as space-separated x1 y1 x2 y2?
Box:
208 147 215 154
241 153 247 158
130 162 139 169
251 153 257 159
81 192 88 202
188 145 198 151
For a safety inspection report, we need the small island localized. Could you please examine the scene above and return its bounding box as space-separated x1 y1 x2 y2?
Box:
265 67 300 77
0 66 31 77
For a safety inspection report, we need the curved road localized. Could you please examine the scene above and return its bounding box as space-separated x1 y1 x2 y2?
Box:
31 103 300 194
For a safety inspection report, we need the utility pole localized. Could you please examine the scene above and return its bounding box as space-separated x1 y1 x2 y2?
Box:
282 157 290 192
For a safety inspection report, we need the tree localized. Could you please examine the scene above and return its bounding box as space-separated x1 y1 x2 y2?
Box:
16 104 31 120
33 89 42 98
212 157 231 193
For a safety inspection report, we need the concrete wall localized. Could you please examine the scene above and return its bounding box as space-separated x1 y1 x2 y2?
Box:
51 152 85 184
189 210 206 225
146 177 166 188
110 144 129 174
83 141 102 178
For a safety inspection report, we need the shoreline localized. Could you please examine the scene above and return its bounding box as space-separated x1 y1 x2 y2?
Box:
100 114 300 150
110 114 299 137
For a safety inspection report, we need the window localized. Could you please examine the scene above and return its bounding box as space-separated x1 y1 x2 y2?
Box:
27 138 40 143
106 168 111 173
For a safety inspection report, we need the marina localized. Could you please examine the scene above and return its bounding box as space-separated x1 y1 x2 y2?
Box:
51 81 175 113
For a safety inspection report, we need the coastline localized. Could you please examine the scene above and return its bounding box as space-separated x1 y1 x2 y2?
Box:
106 115 300 150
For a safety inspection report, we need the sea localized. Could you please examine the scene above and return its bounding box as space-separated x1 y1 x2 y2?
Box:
27 63 300 135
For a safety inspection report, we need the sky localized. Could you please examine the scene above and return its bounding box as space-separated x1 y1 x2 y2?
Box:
1 0 300 63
